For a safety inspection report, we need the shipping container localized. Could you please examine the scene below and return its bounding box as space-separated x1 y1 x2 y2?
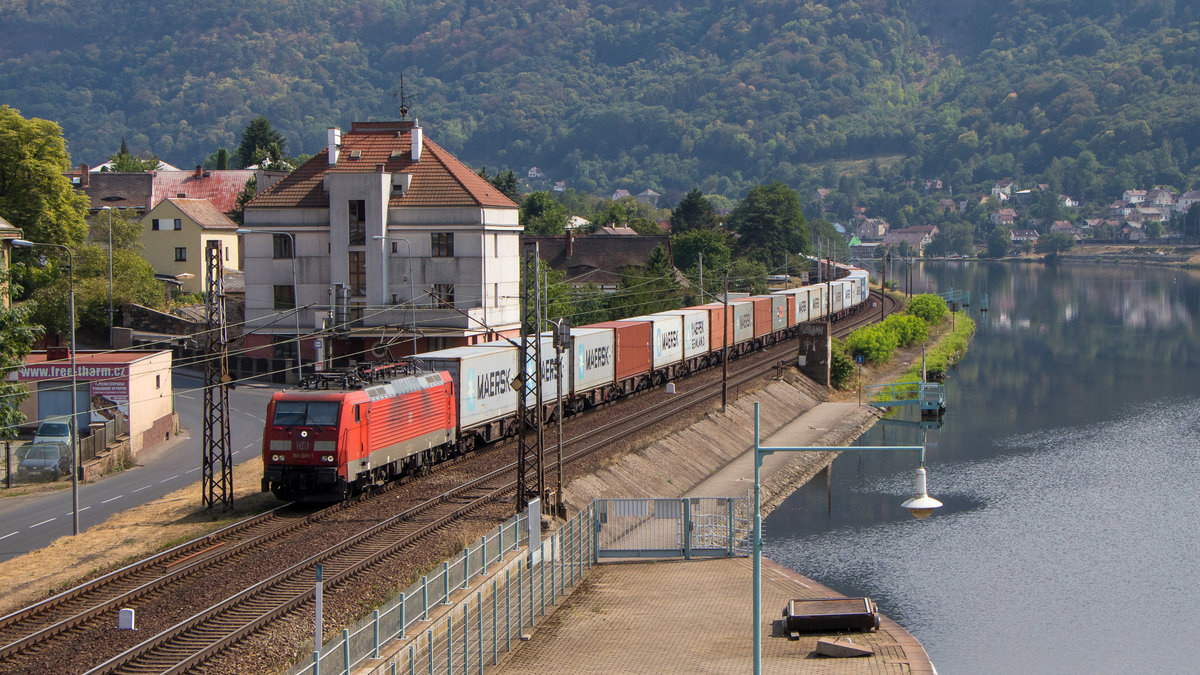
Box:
729 301 755 344
420 345 518 431
568 327 616 395
685 303 729 353
748 296 772 338
757 294 788 331
622 314 684 369
588 321 652 380
657 309 709 359
809 285 826 320
830 280 846 313
476 336 565 403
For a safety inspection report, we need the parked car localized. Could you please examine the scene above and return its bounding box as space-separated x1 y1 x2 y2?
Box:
17 442 70 481
33 419 74 447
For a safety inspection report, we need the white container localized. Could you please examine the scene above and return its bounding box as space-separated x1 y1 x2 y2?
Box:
478 336 566 403
656 309 709 359
569 327 615 395
730 301 755 344
830 280 846 313
625 314 684 368
421 345 518 429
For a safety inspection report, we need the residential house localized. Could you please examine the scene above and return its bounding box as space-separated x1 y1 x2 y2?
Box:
938 198 957 212
528 233 671 292
1060 195 1079 208
813 188 831 202
990 208 1018 227
1135 206 1168 222
923 179 943 193
853 217 889 240
553 181 566 193
882 231 930 255
140 198 240 293
597 225 638 236
527 167 545 179
898 224 940 239
636 189 661 207
1010 229 1040 243
567 216 591 231
1122 189 1147 204
991 180 1016 198
66 164 279 217
1176 190 1200 213
1117 224 1147 242
1145 188 1176 207
1049 221 1080 241
1108 201 1133 218
0 214 20 307
242 119 521 367
611 189 632 200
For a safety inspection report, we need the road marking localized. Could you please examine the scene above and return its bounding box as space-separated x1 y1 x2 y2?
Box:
0 532 17 541
101 496 122 504
65 507 91 516
185 467 199 473
232 450 240 455
30 518 55 528
160 475 179 483
132 485 151 493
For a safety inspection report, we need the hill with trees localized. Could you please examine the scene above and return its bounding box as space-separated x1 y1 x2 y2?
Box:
3 0 1200 203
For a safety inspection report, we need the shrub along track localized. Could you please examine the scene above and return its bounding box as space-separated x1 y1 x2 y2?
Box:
0 292 894 674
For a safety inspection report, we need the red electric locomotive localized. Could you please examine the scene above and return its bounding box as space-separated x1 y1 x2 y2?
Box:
261 366 458 501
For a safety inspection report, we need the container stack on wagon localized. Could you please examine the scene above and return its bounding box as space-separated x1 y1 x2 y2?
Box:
261 260 875 501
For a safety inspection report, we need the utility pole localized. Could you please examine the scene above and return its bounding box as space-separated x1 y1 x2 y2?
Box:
552 318 569 519
722 270 729 413
515 241 545 514
201 240 233 510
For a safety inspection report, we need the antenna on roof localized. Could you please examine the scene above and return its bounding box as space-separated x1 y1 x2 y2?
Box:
394 75 411 120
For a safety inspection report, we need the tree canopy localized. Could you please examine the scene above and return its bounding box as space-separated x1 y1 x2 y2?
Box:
0 105 90 246
669 189 718 234
726 182 808 267
235 116 287 169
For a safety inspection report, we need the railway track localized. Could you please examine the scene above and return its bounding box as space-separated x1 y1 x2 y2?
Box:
0 290 899 673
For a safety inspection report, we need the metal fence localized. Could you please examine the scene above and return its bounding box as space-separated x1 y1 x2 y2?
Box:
293 503 597 675
594 497 751 559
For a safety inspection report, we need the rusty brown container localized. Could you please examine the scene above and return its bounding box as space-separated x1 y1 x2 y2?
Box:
686 303 729 352
748 296 772 338
589 321 652 380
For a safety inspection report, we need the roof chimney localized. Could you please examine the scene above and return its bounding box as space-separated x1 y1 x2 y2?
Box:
327 127 342 166
194 165 203 178
79 164 90 188
411 120 422 162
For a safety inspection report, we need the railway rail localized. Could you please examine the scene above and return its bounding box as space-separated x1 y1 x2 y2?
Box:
0 291 898 673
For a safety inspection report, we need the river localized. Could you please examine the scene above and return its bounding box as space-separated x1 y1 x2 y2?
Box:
763 261 1200 674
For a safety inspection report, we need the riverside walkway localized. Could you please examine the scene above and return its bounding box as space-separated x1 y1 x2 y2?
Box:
494 403 936 674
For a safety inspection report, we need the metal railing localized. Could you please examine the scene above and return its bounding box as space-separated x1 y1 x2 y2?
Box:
293 503 597 675
594 497 751 559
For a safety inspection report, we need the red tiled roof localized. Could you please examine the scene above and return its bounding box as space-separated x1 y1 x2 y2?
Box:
167 198 238 229
152 170 256 213
248 121 517 210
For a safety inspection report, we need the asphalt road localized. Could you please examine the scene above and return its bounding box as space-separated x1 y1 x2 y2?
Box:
0 371 281 563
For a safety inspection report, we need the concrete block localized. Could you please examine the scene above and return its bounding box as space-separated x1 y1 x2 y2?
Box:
815 637 872 657
119 608 136 630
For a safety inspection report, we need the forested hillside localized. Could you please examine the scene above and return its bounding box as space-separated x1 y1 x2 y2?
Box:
3 0 1200 201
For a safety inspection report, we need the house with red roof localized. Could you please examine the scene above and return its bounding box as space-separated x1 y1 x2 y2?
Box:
139 198 240 293
241 118 521 368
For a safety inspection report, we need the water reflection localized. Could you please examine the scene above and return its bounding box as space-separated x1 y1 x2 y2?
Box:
765 262 1200 674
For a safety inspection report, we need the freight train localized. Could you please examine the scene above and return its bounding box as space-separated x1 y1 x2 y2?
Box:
262 262 871 501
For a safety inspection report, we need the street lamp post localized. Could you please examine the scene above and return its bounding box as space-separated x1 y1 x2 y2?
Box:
236 229 302 382
371 235 416 360
13 239 81 536
751 401 941 675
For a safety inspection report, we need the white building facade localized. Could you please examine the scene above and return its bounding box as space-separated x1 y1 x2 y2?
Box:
241 119 521 370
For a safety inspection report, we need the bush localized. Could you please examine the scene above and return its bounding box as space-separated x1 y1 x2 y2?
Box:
830 338 855 389
907 294 948 325
844 323 899 365
882 313 929 347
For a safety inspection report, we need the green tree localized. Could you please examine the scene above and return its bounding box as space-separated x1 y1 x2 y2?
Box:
89 208 142 250
881 313 929 347
844 323 899 365
727 182 808 266
107 138 159 172
0 303 43 438
235 116 287 169
669 189 718 233
672 229 731 274
520 192 569 235
987 226 1011 258
477 166 520 203
613 245 680 317
0 105 90 246
907 294 948 325
1035 231 1076 256
829 338 856 390
727 258 769 295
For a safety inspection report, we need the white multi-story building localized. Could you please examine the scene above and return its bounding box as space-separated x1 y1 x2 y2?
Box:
242 119 521 369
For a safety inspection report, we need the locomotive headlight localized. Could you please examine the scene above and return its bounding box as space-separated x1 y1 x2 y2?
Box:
320 454 336 463
271 454 285 462
300 430 309 438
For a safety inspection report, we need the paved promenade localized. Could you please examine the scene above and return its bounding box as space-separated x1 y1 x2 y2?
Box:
495 402 936 674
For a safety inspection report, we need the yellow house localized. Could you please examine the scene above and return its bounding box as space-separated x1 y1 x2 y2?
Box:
0 213 21 307
139 198 240 293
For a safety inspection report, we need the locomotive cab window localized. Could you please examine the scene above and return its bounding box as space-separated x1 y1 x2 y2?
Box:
273 401 340 426
354 404 361 423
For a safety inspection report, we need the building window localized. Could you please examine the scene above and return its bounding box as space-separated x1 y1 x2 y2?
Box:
174 247 186 261
432 232 454 257
272 234 293 259
433 283 455 308
225 246 229 261
272 335 297 359
151 219 160 231
348 200 366 246
173 219 182 230
348 251 366 296
156 375 161 389
273 284 296 310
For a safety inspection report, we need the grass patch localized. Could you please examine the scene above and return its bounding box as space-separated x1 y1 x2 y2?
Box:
895 311 975 383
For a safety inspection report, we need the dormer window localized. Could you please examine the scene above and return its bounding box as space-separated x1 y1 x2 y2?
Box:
349 150 362 159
